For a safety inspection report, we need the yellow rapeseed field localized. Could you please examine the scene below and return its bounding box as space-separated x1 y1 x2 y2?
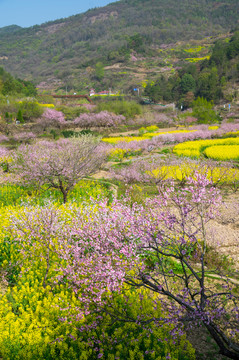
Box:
173 137 239 160
103 130 195 144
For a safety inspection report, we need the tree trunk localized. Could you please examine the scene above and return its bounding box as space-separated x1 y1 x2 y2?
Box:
205 323 239 360
62 190 67 203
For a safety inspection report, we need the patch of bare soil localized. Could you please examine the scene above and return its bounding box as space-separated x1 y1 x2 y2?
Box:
186 191 239 360
186 327 228 360
92 170 112 180
104 63 122 70
206 192 239 269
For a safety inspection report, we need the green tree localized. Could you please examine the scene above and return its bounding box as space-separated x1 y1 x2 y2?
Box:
19 101 44 122
95 62 104 82
17 109 24 124
180 73 196 94
144 75 175 103
227 31 239 59
197 67 222 102
210 40 228 70
192 97 220 124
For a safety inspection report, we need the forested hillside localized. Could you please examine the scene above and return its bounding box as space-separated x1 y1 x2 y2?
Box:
0 0 238 93
0 67 36 96
144 31 239 106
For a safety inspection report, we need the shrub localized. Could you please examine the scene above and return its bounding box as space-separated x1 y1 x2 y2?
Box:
74 111 125 128
13 132 36 143
18 101 44 121
56 105 88 120
192 97 220 124
145 125 159 133
37 109 66 132
193 99 216 123
97 101 142 119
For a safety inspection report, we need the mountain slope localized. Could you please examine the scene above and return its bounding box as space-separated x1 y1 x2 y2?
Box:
0 0 238 92
0 25 22 36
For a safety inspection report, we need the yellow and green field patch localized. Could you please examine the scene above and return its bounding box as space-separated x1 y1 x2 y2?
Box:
204 145 239 161
149 163 239 185
185 56 210 62
103 130 196 145
108 148 142 161
0 180 110 208
37 103 55 108
184 46 205 53
208 126 219 130
173 137 239 160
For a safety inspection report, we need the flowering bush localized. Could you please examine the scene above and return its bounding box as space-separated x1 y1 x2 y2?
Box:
13 132 36 143
82 103 96 111
37 108 66 131
0 134 9 143
0 198 195 358
74 111 125 128
0 272 195 359
145 125 159 133
135 113 174 127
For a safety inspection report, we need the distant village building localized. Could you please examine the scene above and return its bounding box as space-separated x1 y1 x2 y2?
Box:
89 89 114 96
98 90 110 96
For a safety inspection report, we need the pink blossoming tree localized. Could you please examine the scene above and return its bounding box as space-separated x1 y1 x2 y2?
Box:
37 108 66 132
9 172 239 358
13 132 36 143
74 111 125 128
13 137 107 202
122 174 239 359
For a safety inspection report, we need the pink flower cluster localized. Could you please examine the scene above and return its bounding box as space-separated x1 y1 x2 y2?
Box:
131 54 138 61
8 173 238 354
0 146 9 159
13 137 106 202
132 113 174 127
37 108 66 130
0 134 9 143
13 132 36 142
74 111 125 128
82 103 96 111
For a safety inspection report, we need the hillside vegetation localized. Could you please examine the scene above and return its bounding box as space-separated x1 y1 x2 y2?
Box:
144 31 239 106
0 0 238 93
0 67 36 97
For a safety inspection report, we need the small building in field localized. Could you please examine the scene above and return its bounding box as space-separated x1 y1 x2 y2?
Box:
90 89 115 96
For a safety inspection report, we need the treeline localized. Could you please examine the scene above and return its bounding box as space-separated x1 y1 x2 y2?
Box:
144 31 239 106
0 67 37 97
